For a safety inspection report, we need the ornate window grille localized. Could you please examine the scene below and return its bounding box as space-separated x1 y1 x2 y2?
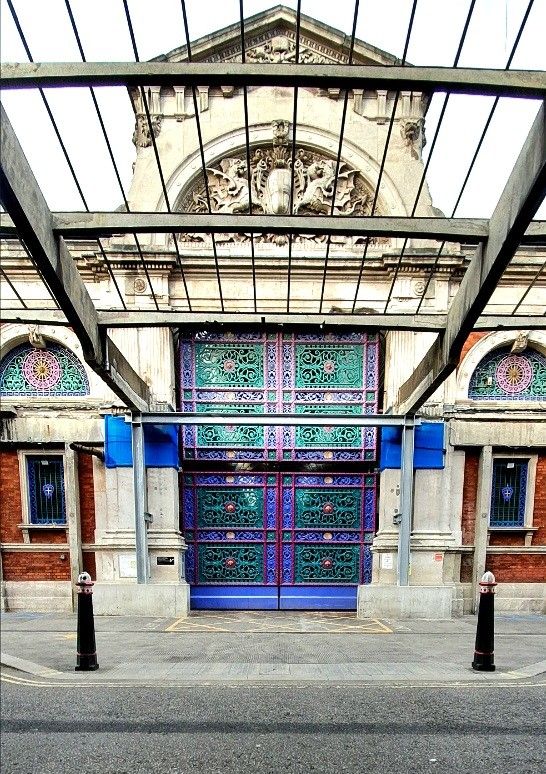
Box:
0 343 89 397
26 456 66 524
179 330 379 461
468 346 546 401
490 459 528 527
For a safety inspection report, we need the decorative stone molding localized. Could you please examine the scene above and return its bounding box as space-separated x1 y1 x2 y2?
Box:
209 30 344 66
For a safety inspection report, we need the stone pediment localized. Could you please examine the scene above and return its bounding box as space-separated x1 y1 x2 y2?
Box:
155 5 401 67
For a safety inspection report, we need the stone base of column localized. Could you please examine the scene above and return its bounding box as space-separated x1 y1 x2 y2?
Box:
357 584 455 620
92 582 190 617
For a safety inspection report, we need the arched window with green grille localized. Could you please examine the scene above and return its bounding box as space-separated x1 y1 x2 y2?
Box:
468 346 546 401
0 343 90 397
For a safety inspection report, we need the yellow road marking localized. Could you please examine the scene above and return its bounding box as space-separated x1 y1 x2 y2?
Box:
1 670 544 691
166 614 392 634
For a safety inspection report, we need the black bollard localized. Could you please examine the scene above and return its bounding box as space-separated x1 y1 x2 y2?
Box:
472 570 496 672
75 571 99 671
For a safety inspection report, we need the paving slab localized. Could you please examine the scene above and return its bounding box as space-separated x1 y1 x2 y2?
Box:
1 611 544 685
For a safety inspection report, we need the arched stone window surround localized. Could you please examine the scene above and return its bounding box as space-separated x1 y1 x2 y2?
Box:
0 324 116 403
455 330 546 405
150 124 407 248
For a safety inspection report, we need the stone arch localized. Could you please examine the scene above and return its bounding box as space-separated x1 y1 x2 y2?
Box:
150 124 407 249
455 330 546 404
0 324 114 400
162 123 406 214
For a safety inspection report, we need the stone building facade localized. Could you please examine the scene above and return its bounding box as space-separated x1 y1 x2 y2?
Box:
1 7 544 616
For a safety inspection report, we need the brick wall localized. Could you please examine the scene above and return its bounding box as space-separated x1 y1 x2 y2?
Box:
31 530 68 545
458 332 488 365
488 533 526 547
2 551 71 581
82 551 96 578
532 455 546 544
0 451 22 542
461 451 479 545
486 554 546 583
78 454 96 543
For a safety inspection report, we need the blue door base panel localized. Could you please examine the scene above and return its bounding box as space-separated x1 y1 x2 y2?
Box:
191 585 358 610
190 585 278 610
280 586 357 611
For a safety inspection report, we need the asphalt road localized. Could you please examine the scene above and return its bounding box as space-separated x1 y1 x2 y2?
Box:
1 679 544 773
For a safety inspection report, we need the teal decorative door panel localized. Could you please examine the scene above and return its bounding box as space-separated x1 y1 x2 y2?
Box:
180 331 379 462
280 333 379 462
183 473 280 609
180 331 278 462
279 473 375 609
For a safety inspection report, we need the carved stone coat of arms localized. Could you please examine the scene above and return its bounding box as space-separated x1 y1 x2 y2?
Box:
177 121 377 244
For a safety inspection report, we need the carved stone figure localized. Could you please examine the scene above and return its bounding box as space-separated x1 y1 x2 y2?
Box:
511 331 529 354
400 120 422 159
28 325 46 349
132 115 162 148
194 158 250 213
244 34 332 65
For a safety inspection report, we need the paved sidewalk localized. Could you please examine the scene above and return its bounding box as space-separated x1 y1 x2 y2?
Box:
1 610 545 685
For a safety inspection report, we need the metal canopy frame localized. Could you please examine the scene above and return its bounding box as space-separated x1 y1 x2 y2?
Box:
128 413 420 427
1 0 545 588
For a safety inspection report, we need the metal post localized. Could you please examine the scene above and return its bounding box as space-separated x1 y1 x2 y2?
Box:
131 419 149 583
472 571 497 671
75 571 99 671
397 423 415 586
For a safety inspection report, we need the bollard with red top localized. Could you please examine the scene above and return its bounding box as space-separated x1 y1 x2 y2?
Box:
75 571 99 671
472 570 497 672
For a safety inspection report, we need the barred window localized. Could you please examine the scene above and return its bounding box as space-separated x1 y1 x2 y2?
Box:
490 459 528 527
26 456 66 524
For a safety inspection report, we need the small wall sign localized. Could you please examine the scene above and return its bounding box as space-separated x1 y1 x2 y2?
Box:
119 554 137 578
381 553 394 569
157 556 175 566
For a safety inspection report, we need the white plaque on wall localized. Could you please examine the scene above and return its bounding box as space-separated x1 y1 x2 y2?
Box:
381 553 394 570
119 554 137 578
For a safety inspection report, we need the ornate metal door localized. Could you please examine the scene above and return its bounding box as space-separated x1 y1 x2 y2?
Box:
179 330 379 610
183 473 280 609
182 471 375 609
279 473 375 609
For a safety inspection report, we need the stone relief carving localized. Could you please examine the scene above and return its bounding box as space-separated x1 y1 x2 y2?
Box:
244 34 333 64
400 119 423 159
132 115 162 148
510 331 530 354
178 120 378 245
28 325 46 349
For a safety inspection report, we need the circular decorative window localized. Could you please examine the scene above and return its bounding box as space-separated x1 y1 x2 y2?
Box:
495 355 533 394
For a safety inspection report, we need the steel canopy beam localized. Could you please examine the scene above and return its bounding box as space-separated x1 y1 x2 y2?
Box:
2 63 546 98
3 214 545 242
398 102 546 415
0 104 150 411
1 309 544 332
51 213 488 241
129 412 421 427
